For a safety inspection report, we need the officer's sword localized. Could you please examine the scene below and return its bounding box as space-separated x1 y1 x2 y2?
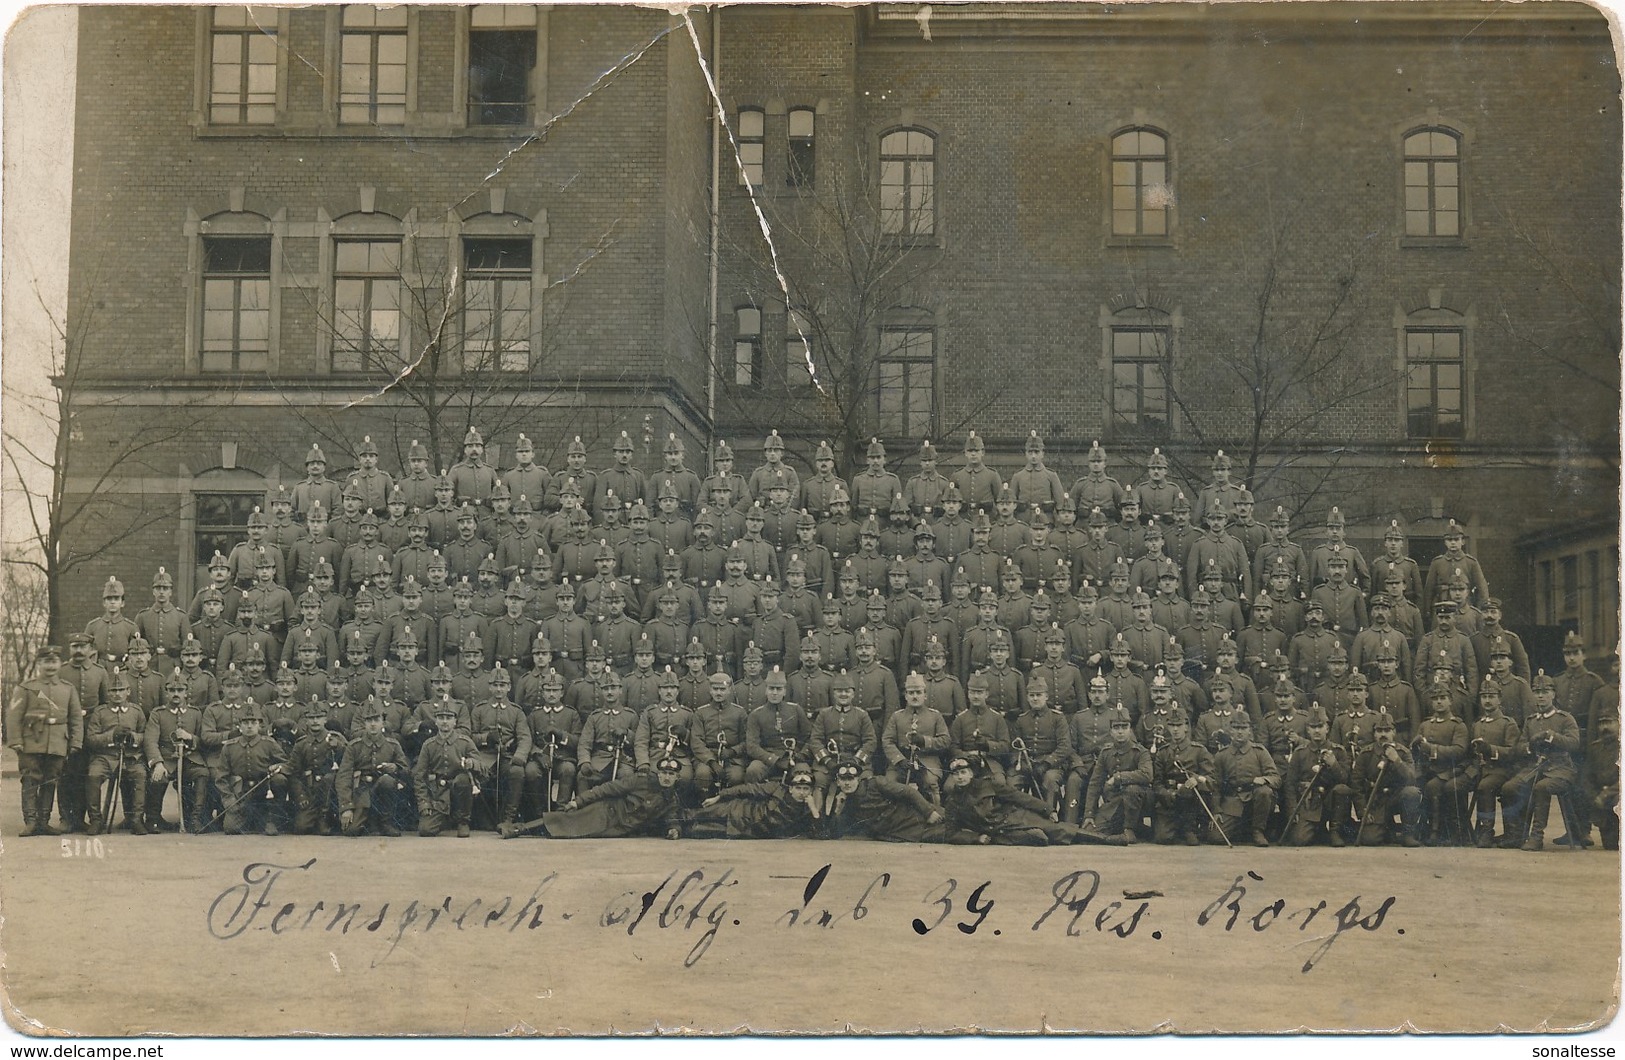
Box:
198 770 277 833
1354 758 1388 847
1277 762 1321 845
1521 752 1551 847
174 734 190 835
1175 756 1230 848
544 733 558 813
101 739 126 827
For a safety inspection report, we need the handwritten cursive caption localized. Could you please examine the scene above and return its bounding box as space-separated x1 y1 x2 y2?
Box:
206 859 1399 973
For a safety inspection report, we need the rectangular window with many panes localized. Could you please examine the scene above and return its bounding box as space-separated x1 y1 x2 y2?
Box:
1405 328 1464 438
332 239 402 372
201 236 272 372
462 238 532 372
209 6 278 124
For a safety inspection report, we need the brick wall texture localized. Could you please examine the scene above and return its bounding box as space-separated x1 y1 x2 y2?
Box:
59 3 1620 636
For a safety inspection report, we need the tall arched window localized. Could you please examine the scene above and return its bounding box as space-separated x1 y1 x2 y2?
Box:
1404 127 1462 238
1110 128 1170 237
880 128 936 236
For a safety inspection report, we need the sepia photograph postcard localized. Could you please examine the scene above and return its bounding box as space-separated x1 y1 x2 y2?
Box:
1 0 1621 1044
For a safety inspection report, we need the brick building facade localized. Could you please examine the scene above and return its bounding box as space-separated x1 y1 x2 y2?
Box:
62 3 1619 659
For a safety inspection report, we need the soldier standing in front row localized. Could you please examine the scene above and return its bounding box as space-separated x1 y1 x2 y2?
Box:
6 646 83 836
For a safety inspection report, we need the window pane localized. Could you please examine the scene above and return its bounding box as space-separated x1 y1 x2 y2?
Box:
737 306 760 335
788 109 814 137
341 33 369 63
372 303 400 344
1142 210 1166 236
1113 210 1139 235
247 33 277 63
341 65 370 97
1435 186 1458 211
1404 133 1432 155
378 33 407 64
378 65 407 97
737 109 763 137
469 27 536 124
1434 213 1459 236
239 309 269 345
1142 161 1165 186
1405 187 1431 212
206 236 271 273
1435 161 1458 187
334 277 366 310
239 279 269 312
203 308 235 343
465 238 531 271
1404 161 1428 186
337 243 372 273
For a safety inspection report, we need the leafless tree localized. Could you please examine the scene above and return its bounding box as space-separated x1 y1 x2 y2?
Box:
1484 198 1621 462
279 222 646 478
1131 192 1400 519
3 279 232 641
0 559 50 701
705 128 1037 478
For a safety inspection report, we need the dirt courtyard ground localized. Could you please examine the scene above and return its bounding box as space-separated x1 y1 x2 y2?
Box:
2 791 1618 1038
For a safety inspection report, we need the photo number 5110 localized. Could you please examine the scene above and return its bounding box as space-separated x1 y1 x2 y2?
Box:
61 837 108 858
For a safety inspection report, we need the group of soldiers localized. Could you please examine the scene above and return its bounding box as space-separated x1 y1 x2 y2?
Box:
7 427 1618 849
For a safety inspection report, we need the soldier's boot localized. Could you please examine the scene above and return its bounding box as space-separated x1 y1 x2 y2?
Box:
1474 819 1495 848
1523 791 1549 851
19 781 38 836
1422 793 1441 845
129 813 149 836
1398 812 1422 847
343 804 368 837
34 786 61 836
84 776 105 835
